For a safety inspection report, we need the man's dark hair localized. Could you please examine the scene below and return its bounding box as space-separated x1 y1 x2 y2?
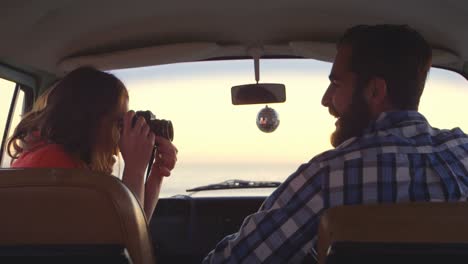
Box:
338 24 432 110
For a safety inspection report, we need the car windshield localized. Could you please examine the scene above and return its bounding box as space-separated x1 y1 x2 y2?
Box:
110 59 468 197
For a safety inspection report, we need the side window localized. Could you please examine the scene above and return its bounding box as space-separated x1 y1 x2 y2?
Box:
419 68 468 132
0 78 25 167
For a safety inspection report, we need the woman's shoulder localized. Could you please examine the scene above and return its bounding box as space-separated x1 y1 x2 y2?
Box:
12 143 80 169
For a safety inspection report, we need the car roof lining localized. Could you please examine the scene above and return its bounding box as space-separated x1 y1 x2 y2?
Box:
1 0 468 88
57 42 461 74
2 47 467 96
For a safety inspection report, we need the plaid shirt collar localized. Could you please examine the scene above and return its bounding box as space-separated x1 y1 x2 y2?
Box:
335 111 430 150
364 111 428 134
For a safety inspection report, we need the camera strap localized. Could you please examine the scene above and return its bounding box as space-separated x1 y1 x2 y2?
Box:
145 146 157 181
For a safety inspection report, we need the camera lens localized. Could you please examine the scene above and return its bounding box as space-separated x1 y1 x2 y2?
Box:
165 120 174 141
151 119 174 141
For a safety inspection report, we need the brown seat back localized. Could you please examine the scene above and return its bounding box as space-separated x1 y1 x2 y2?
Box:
318 203 468 264
0 168 155 264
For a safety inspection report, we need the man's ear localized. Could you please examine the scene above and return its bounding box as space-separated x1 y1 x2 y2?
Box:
364 77 387 105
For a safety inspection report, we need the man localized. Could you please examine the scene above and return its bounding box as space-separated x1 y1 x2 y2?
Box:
203 25 468 263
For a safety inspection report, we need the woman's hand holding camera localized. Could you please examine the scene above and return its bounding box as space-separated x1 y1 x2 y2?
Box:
120 111 155 172
119 110 178 219
120 111 155 205
151 136 178 177
144 136 178 217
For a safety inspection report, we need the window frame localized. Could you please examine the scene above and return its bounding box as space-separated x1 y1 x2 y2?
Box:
0 84 34 166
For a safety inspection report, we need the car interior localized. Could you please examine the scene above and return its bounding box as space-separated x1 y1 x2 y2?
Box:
1 0 468 263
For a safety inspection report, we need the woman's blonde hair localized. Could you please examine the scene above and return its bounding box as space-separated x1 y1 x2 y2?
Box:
8 67 128 174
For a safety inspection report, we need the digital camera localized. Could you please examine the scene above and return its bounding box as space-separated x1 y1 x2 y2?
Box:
132 110 174 142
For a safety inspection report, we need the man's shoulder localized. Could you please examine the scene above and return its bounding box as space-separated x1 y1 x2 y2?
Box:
309 137 367 165
307 125 468 170
306 133 400 170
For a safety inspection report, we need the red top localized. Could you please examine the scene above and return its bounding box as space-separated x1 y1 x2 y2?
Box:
12 143 80 169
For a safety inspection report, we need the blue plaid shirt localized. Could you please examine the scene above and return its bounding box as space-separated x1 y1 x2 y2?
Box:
203 111 468 263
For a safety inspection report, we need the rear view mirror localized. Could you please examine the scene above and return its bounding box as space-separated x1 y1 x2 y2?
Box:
231 83 286 105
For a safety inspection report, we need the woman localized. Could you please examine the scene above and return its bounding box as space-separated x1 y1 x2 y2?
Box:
7 67 177 219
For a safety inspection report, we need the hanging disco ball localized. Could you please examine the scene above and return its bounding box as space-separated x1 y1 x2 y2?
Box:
256 105 279 133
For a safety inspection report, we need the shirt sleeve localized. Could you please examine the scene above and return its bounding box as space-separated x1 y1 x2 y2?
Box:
203 163 328 264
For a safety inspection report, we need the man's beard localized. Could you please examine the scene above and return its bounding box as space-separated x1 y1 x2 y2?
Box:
330 93 372 148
